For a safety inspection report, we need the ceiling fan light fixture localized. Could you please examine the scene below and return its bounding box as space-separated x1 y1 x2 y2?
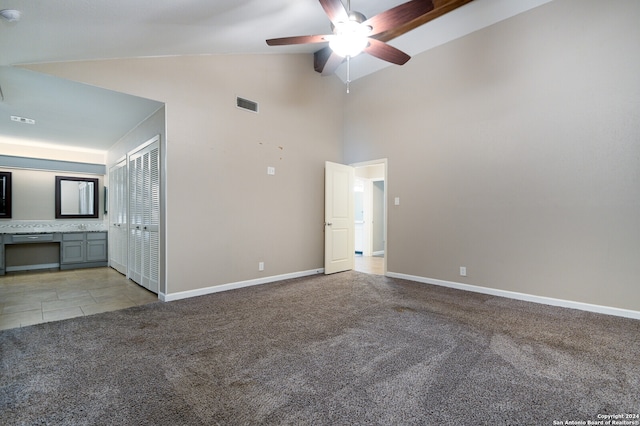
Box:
329 20 371 58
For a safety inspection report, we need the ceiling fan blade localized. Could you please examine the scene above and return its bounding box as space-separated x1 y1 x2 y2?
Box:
266 35 330 46
363 38 411 65
364 0 435 37
373 0 475 42
318 0 349 25
314 46 345 75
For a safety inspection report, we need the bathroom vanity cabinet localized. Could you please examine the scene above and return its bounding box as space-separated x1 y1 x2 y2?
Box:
60 232 108 270
0 231 108 275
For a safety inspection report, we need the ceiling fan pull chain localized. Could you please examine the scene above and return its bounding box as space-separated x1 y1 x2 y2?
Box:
346 55 351 93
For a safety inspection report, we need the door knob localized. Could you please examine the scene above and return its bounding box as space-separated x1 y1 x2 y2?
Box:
326 222 333 226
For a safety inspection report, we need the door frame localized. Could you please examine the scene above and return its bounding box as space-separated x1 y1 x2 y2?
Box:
351 158 388 276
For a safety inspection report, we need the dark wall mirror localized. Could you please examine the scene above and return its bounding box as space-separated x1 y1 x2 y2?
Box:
55 176 99 219
0 171 11 219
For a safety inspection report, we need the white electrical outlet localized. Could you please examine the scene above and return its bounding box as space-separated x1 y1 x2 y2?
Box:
267 167 275 175
259 262 264 271
460 266 467 277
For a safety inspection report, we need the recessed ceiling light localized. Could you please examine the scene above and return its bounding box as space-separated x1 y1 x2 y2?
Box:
11 116 35 125
0 9 21 22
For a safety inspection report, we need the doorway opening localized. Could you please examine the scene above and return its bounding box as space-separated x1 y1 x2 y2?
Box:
352 159 387 275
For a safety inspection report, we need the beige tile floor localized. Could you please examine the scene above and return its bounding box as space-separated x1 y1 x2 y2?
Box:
0 267 158 331
355 255 385 275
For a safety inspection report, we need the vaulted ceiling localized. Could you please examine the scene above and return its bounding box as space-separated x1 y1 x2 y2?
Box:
0 0 551 153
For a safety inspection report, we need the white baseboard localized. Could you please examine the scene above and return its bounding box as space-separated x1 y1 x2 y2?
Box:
372 250 385 256
160 268 325 302
6 263 60 272
386 272 640 320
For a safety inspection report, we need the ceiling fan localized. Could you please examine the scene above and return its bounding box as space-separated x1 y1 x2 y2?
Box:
266 0 473 77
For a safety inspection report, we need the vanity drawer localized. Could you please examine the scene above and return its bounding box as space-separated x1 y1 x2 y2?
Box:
11 234 54 243
87 232 107 241
62 233 85 241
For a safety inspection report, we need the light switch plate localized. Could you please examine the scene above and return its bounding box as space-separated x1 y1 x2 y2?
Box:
394 197 400 206
267 167 275 175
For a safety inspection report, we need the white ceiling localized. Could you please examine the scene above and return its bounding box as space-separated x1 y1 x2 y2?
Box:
0 0 552 153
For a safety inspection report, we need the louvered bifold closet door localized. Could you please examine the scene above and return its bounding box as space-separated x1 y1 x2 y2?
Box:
127 137 160 294
129 153 143 285
108 160 127 275
117 164 128 273
142 145 160 293
147 144 160 293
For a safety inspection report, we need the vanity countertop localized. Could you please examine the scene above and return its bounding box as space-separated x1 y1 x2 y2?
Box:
0 222 108 235
1 230 108 235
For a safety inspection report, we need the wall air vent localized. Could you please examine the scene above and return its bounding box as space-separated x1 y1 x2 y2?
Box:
11 115 35 124
236 97 258 113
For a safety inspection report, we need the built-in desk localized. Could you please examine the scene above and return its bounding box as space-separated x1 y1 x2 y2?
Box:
0 231 108 275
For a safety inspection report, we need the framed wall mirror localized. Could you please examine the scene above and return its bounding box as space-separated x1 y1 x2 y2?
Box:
55 176 99 219
0 171 11 219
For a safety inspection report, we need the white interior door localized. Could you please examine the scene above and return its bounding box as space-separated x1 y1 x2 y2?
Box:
325 161 354 274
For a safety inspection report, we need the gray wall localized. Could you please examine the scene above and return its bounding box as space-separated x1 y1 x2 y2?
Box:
344 0 640 311
106 106 165 167
28 54 346 296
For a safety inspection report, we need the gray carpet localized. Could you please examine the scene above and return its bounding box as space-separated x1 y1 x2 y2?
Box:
1 271 639 425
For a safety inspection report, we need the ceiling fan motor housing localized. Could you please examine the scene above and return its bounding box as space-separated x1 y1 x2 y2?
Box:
331 11 367 32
